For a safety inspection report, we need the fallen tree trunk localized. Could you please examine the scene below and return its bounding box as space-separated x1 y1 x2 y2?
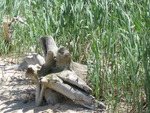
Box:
25 35 106 110
41 72 95 109
4 53 45 71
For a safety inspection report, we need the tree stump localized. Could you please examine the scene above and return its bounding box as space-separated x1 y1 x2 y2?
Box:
25 35 106 110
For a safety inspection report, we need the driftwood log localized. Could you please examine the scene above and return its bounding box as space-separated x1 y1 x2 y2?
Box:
3 53 45 71
25 36 106 110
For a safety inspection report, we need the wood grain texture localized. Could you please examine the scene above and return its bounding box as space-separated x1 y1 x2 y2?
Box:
25 35 106 110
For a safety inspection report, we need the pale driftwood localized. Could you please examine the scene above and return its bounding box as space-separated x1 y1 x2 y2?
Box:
26 67 105 109
10 17 28 25
44 88 65 105
26 64 41 83
25 53 45 66
26 64 106 110
38 36 87 79
55 47 71 71
4 53 45 71
35 36 89 107
40 71 95 109
70 62 87 82
39 36 58 58
25 35 106 110
38 36 58 76
58 70 92 94
35 84 41 106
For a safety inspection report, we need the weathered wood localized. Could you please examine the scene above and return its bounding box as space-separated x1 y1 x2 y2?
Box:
58 70 92 94
40 72 106 110
38 36 87 79
44 88 65 105
55 47 71 71
38 36 58 76
4 53 45 71
71 62 87 82
25 64 41 84
4 61 27 71
35 84 41 106
26 65 106 110
41 73 95 109
39 36 58 59
25 35 106 110
26 53 45 66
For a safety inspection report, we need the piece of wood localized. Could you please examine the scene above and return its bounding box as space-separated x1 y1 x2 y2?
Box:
25 64 41 84
38 84 46 106
35 83 41 106
44 88 65 105
25 35 106 110
40 72 106 110
4 53 45 71
55 47 71 71
38 36 87 79
26 65 106 110
58 70 92 94
39 35 58 58
41 73 95 109
70 61 87 82
25 53 45 66
38 36 58 76
25 36 89 107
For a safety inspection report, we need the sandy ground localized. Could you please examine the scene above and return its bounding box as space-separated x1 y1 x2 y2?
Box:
0 57 106 113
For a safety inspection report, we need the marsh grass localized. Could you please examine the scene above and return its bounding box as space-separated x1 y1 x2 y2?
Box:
0 0 149 112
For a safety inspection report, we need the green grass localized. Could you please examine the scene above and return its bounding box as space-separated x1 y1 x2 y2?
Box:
0 0 150 112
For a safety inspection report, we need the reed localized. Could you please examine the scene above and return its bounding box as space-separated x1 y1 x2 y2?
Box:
0 0 149 112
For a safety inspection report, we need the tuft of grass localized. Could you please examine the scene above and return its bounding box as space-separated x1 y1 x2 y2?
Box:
0 0 149 112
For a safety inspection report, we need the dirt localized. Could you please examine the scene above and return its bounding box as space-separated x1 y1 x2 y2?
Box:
0 57 106 113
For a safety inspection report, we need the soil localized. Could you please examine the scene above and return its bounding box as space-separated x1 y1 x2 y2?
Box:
0 57 106 113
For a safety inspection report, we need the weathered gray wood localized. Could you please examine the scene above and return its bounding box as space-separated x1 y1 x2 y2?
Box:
26 65 106 110
4 53 45 71
71 62 87 81
38 84 46 106
25 64 41 84
58 70 92 93
25 35 106 110
38 36 87 81
44 88 65 105
25 53 45 66
32 53 45 65
55 47 71 71
4 61 28 71
35 84 41 106
38 36 58 76
41 73 95 109
39 36 58 59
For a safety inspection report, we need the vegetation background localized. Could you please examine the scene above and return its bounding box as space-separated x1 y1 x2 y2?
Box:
0 0 149 112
